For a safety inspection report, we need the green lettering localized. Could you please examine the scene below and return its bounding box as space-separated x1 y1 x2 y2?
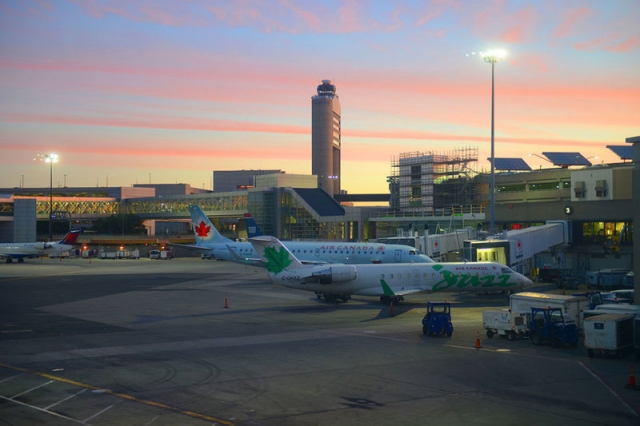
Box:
497 274 512 287
456 274 482 288
480 274 498 287
432 270 458 291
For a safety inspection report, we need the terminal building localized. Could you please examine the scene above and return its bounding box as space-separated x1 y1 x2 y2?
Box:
0 145 635 282
0 79 636 289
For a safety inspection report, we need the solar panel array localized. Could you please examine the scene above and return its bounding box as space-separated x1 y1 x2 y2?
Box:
607 145 633 160
542 152 591 167
489 157 532 171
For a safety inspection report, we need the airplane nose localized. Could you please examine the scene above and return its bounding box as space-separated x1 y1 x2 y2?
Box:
522 275 534 287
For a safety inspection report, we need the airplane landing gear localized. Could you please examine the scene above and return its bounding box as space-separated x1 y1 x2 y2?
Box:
316 292 351 303
380 295 404 305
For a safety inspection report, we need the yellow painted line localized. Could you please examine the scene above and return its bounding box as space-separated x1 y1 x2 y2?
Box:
0 362 234 425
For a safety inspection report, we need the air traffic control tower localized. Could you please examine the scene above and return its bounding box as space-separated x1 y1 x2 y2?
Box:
312 80 341 197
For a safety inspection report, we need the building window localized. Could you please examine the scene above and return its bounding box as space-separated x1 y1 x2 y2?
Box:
595 180 607 197
411 165 421 183
574 181 585 198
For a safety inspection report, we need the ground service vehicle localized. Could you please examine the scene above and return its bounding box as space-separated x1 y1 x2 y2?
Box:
482 309 529 340
583 314 634 358
510 292 590 330
529 307 578 348
422 302 453 337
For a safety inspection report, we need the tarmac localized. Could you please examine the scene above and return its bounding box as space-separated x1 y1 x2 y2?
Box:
0 257 638 425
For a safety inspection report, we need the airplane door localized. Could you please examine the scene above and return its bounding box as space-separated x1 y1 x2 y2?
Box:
395 250 402 263
315 248 320 258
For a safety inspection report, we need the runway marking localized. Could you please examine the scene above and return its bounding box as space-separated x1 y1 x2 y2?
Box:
578 361 639 417
446 345 639 417
83 404 114 423
45 388 88 410
0 394 90 425
0 373 23 384
0 362 235 425
10 379 53 398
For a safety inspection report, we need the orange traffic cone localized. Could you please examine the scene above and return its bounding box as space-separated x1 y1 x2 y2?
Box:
224 295 229 309
389 301 394 317
475 331 482 349
626 366 636 388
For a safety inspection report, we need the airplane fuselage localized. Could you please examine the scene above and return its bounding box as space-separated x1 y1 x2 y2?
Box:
0 242 73 261
206 241 432 265
270 262 531 296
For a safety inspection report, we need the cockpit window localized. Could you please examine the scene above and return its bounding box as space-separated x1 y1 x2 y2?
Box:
501 267 513 274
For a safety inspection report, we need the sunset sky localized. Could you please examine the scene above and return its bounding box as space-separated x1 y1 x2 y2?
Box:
1 0 638 195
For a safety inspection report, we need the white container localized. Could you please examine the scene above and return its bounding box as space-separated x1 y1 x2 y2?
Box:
583 313 634 358
482 309 530 340
509 292 590 329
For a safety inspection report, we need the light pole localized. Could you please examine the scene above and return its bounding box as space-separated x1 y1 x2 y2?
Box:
45 153 58 242
481 49 506 236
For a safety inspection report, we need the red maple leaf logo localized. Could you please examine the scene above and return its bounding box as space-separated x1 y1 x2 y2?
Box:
195 221 211 237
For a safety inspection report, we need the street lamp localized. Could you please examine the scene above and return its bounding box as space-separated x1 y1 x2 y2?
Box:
481 49 506 236
45 153 58 242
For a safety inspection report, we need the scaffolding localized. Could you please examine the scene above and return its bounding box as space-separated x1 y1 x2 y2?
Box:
389 147 479 215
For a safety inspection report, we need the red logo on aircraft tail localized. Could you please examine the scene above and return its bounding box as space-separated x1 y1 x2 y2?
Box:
195 221 211 237
62 232 80 245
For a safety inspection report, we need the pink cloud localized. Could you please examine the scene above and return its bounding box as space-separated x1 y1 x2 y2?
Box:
608 36 640 52
552 6 591 39
575 35 640 52
498 7 537 43
509 52 549 73
0 112 310 135
70 0 203 27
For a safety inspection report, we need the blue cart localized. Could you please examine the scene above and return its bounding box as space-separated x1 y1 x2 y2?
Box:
422 302 454 337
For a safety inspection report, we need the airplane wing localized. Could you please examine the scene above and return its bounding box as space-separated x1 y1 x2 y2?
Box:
299 260 329 265
225 245 328 267
380 279 430 297
225 245 263 266
168 243 212 252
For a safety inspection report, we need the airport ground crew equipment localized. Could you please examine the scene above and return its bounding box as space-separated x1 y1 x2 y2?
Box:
584 313 634 358
422 302 453 337
529 307 578 348
482 309 529 340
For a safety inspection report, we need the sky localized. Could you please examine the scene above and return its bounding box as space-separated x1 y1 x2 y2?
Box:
1 0 638 195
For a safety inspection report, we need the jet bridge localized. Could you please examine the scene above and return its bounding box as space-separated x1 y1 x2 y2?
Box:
375 222 568 277
463 221 568 275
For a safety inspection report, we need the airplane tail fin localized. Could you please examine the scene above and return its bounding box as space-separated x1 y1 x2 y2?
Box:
249 236 305 273
189 205 234 245
59 229 82 245
243 213 263 238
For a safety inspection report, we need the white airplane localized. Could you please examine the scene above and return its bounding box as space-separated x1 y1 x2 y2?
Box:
249 235 534 303
187 205 433 265
0 229 81 263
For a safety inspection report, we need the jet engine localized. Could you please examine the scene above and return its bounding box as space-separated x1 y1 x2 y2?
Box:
311 265 357 284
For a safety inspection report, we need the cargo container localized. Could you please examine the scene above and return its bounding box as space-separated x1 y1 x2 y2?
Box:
594 304 640 316
583 314 634 358
509 292 590 329
586 269 629 289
